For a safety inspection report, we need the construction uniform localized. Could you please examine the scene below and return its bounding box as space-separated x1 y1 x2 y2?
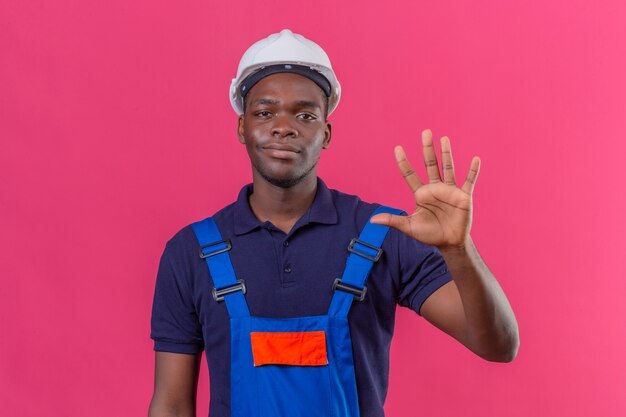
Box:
151 178 452 416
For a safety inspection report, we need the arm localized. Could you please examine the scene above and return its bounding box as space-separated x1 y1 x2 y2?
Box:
148 352 200 417
421 240 519 362
371 129 519 362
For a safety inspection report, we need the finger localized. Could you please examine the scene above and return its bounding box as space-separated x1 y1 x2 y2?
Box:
394 145 423 193
461 156 481 194
440 136 456 185
369 213 413 236
422 129 441 183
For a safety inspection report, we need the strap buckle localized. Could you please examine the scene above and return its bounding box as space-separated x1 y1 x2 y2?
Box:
212 280 246 302
199 239 232 259
348 238 383 262
332 278 367 302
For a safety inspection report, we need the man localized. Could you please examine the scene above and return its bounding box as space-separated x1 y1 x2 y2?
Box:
149 29 519 417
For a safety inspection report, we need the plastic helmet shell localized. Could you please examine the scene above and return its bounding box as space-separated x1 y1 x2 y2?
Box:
230 29 341 116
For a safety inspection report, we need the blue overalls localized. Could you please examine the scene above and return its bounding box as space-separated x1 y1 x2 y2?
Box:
191 206 402 417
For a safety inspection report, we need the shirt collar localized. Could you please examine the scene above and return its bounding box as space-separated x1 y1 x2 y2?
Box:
234 177 338 235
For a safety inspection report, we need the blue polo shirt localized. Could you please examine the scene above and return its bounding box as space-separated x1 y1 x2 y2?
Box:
151 178 452 417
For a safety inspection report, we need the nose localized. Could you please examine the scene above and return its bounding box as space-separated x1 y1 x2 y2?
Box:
271 115 298 138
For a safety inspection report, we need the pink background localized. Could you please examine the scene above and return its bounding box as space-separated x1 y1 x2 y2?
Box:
2 1 625 416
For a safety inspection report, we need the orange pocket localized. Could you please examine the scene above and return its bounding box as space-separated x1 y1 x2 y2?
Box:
250 331 328 367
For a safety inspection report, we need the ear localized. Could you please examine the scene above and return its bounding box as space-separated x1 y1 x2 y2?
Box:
237 115 245 144
322 121 332 149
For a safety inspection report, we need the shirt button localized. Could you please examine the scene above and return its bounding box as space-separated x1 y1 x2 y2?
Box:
283 240 289 247
284 266 292 273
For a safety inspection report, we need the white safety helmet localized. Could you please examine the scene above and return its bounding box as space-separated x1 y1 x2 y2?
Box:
230 29 341 116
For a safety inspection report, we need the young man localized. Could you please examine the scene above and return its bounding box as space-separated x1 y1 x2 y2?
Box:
149 29 519 417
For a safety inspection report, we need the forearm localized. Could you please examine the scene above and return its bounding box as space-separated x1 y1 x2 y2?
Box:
439 237 519 362
148 398 196 417
149 352 200 417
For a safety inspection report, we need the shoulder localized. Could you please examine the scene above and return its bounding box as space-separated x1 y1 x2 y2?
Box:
161 200 238 266
327 187 382 226
327 186 402 237
328 186 439 257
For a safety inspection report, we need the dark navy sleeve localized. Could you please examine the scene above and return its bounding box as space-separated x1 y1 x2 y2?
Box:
393 228 453 315
150 236 204 354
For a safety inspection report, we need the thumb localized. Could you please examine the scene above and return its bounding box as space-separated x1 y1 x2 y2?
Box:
370 213 412 236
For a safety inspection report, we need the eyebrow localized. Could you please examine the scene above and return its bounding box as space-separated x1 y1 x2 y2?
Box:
294 100 321 110
252 98 280 106
251 98 321 110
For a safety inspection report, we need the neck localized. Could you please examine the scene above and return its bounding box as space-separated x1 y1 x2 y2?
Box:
248 173 318 233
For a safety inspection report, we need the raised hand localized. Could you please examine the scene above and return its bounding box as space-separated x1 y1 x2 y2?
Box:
370 129 480 249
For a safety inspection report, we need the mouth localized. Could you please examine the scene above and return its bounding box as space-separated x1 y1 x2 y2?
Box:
263 144 300 153
263 144 300 160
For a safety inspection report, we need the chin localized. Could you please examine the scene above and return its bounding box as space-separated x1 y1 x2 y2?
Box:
256 162 318 189
262 173 305 188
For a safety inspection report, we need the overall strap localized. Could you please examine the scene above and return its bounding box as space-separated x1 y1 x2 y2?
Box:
328 206 403 318
191 218 250 318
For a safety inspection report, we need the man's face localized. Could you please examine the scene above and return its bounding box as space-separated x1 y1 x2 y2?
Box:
238 72 332 188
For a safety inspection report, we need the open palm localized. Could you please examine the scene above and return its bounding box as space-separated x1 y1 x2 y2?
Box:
371 129 480 248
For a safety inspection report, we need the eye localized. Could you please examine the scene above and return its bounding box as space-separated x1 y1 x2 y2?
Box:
255 110 273 118
297 113 318 121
